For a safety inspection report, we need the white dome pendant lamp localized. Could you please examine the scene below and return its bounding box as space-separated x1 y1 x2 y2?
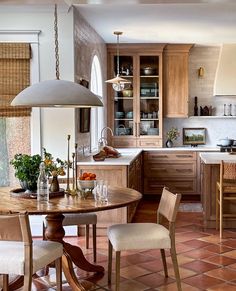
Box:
105 31 131 92
11 4 103 108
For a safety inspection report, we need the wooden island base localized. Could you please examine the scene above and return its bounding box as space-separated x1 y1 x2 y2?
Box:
201 163 236 229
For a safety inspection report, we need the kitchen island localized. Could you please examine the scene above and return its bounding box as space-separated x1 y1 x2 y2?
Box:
77 149 143 234
200 152 236 228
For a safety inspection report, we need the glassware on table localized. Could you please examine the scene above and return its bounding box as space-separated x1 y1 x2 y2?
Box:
93 180 108 203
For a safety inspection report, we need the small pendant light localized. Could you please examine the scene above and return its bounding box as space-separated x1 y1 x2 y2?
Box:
105 31 131 92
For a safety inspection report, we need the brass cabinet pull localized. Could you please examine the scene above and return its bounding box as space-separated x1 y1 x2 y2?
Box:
176 154 193 158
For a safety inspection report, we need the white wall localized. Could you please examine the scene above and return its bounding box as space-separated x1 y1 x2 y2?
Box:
0 5 75 160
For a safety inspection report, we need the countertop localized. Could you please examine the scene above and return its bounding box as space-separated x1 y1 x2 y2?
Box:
200 152 236 164
78 147 219 166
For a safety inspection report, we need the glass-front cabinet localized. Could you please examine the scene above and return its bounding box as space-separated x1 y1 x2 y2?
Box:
107 44 165 148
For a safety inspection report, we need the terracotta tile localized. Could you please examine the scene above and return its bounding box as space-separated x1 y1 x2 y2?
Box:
181 260 219 273
204 244 233 254
122 253 156 265
183 274 224 289
206 267 236 281
203 254 236 266
136 272 175 288
166 254 195 265
110 279 148 291
139 258 171 273
222 239 236 248
184 239 213 249
120 265 151 279
184 248 214 259
160 266 197 279
207 282 236 291
223 250 236 259
158 281 201 291
227 262 236 270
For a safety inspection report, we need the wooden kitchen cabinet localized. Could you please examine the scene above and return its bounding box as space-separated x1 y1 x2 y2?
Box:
107 44 165 148
163 44 193 118
143 151 200 195
77 153 142 234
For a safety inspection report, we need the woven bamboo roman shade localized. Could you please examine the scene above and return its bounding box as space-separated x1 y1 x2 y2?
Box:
0 43 31 117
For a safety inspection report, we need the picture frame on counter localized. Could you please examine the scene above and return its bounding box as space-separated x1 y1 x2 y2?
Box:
183 128 206 146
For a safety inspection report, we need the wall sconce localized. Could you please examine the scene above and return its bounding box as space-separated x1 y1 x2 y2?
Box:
198 67 204 78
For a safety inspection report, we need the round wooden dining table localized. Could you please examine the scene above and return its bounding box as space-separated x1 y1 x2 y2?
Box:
0 186 142 291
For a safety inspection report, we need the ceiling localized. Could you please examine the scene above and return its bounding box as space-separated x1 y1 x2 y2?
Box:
1 0 236 44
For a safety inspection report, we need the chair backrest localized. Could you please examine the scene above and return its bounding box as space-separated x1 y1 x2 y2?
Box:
0 212 32 244
220 160 236 183
157 187 181 223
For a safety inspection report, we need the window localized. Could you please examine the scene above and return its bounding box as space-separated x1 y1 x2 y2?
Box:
90 55 104 151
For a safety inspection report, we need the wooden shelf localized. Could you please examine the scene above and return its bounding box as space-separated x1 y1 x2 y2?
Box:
189 116 236 119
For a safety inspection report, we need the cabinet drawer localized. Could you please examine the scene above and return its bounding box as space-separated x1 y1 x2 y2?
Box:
144 178 197 195
144 162 196 178
138 140 162 147
144 151 196 162
112 138 137 148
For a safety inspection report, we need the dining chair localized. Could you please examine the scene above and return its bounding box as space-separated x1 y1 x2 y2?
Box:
43 212 97 262
0 212 63 291
216 160 236 238
107 187 182 291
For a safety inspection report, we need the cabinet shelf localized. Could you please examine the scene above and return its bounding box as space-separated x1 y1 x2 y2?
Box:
114 97 133 100
140 118 159 121
140 75 159 78
140 97 159 99
189 116 236 119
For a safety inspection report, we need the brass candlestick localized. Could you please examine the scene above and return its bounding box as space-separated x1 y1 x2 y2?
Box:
75 143 79 190
71 152 76 195
66 134 71 193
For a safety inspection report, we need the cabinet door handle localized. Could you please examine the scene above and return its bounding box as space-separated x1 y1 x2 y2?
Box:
176 155 193 158
176 169 192 173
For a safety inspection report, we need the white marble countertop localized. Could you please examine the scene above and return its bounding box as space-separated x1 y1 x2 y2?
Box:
78 147 219 166
200 152 236 164
78 149 143 166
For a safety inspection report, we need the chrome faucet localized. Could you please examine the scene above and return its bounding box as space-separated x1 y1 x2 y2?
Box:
98 126 114 150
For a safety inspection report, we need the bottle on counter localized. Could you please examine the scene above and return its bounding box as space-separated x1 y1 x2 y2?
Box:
37 162 49 203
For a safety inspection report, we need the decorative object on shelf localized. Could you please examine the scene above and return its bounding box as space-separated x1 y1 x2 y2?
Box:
183 128 206 146
11 4 103 109
105 31 131 92
166 139 173 148
198 66 204 78
200 105 212 116
194 96 198 116
166 127 180 147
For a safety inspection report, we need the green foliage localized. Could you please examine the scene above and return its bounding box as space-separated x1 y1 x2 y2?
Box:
166 127 180 141
10 153 42 190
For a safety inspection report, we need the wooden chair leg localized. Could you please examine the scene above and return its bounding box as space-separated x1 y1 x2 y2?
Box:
23 273 32 291
3 274 9 291
115 251 121 291
86 224 89 249
216 189 219 230
160 249 168 277
42 222 46 240
108 240 113 284
55 257 62 291
170 248 182 291
220 190 223 238
77 225 80 237
92 224 97 262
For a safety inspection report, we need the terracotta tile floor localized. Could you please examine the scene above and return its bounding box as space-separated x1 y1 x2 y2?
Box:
19 201 236 290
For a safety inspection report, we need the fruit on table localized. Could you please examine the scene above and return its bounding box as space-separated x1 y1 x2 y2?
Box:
79 172 96 180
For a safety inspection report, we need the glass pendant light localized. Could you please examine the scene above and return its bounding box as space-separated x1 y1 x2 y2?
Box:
105 31 131 92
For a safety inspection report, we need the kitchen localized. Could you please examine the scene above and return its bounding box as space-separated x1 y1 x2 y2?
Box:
1 1 236 290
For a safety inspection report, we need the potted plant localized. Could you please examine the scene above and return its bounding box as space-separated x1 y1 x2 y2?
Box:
10 153 42 192
166 127 180 148
10 149 66 193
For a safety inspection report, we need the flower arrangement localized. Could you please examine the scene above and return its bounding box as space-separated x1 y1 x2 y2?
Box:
166 127 180 141
43 148 66 177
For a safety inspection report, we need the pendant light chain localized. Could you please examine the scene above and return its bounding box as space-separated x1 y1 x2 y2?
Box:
116 33 120 76
114 31 122 76
54 4 60 80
